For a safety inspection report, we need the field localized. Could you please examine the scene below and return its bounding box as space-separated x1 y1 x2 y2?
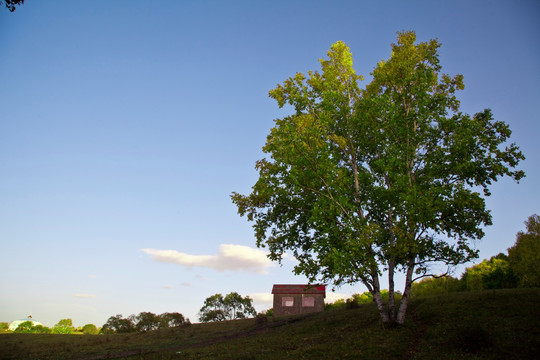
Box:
1 288 538 359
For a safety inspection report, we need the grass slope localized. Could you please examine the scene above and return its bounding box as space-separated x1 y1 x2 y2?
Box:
0 288 538 359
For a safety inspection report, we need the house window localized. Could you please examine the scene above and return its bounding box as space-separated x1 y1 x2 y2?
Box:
302 296 315 307
282 297 294 307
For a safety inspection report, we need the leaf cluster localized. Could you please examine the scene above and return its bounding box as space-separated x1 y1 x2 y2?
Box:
1 0 24 12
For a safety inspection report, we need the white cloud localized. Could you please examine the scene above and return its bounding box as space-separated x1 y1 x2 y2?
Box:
72 293 96 299
162 285 173 290
249 292 273 306
141 244 275 274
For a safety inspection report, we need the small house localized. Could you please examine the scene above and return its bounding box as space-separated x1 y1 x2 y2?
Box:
272 284 325 316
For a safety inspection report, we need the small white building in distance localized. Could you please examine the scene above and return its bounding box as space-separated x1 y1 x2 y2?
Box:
9 315 43 331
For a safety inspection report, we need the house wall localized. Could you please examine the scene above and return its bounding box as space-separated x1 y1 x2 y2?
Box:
272 293 325 317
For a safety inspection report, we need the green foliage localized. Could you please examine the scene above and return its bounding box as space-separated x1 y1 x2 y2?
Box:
52 318 75 334
325 298 346 310
508 214 540 287
136 312 160 332
462 254 518 291
33 325 52 334
13 321 35 333
232 31 524 325
12 321 51 334
199 292 257 322
82 323 99 335
199 294 227 322
1 0 24 12
325 290 402 311
101 312 190 334
159 312 189 328
0 322 8 330
101 314 137 334
411 276 464 298
224 292 257 320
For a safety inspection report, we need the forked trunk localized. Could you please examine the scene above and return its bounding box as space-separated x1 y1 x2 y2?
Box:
370 261 415 326
395 262 415 325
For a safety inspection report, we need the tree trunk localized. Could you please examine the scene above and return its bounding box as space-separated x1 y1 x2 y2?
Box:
388 259 396 321
370 273 391 325
395 262 415 325
372 290 391 325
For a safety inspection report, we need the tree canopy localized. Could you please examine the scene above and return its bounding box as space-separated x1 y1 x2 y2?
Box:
101 312 189 334
198 292 256 322
232 31 524 325
508 214 540 287
1 0 24 12
52 318 75 334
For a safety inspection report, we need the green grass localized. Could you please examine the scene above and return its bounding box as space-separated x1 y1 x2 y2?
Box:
1 288 538 359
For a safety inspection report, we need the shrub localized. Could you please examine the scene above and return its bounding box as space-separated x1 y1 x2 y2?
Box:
82 324 98 335
325 299 345 310
255 313 269 325
14 321 36 333
462 254 518 291
411 276 464 298
52 319 75 334
33 325 52 334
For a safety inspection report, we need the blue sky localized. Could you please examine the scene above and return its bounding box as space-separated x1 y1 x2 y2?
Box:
1 0 538 328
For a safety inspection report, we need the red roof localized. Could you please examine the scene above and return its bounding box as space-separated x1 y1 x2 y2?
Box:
272 284 326 296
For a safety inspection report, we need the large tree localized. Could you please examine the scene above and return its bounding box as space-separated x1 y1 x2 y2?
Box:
508 214 540 287
198 292 256 322
231 31 524 326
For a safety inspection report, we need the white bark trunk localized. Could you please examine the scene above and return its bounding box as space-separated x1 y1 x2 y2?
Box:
371 273 391 324
396 263 415 325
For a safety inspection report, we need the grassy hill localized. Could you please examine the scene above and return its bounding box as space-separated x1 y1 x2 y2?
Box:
1 288 538 359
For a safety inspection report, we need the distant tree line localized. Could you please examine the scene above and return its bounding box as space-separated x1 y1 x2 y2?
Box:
101 312 190 334
326 214 539 308
2 318 100 335
3 312 190 335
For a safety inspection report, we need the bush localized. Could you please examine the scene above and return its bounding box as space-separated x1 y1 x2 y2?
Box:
13 321 51 334
411 276 464 298
82 324 98 335
52 319 75 334
255 313 269 325
462 254 518 291
325 298 345 310
33 325 51 334
346 297 359 309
